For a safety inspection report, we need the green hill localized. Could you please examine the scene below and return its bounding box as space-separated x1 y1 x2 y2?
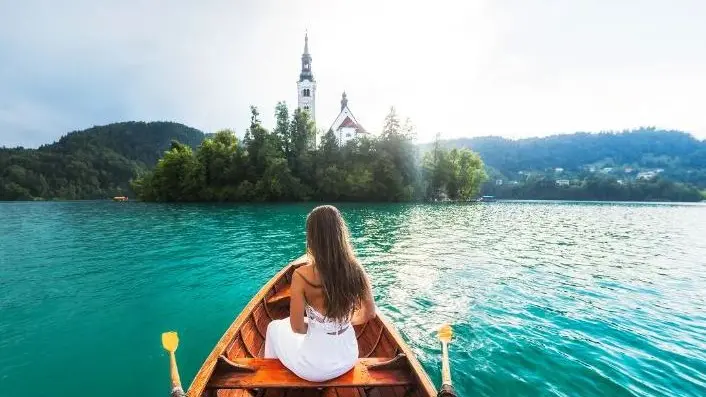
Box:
432 128 706 188
3 122 705 202
0 122 204 200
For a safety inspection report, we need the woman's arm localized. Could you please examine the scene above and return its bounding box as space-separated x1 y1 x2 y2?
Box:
289 271 308 334
351 274 377 325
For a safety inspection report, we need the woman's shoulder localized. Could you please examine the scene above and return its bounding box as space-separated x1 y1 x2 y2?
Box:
295 263 315 275
294 264 322 287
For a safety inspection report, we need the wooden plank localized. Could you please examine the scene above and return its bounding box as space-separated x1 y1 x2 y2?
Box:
271 304 289 320
368 387 412 397
366 387 385 397
234 338 250 360
251 304 269 340
376 334 406 397
322 389 338 397
376 314 437 397
261 390 287 397
359 318 385 357
262 297 275 320
187 255 306 397
355 322 369 339
377 331 397 357
326 387 365 397
239 318 264 358
249 324 265 358
239 328 257 358
266 285 291 305
284 389 315 397
364 325 385 358
356 319 378 358
217 389 250 397
206 358 415 389
226 336 245 360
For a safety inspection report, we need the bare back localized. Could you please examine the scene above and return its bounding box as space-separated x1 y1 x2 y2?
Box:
294 264 327 315
288 261 376 334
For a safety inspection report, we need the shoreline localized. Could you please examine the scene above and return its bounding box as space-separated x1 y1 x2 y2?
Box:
2 199 704 205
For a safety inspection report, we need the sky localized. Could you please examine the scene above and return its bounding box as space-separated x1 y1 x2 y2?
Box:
1 0 705 148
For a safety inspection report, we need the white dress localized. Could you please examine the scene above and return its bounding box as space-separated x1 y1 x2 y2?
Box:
264 305 358 382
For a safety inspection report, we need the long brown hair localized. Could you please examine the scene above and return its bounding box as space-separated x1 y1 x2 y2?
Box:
306 205 369 322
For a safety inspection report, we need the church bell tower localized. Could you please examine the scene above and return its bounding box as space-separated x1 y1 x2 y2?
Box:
297 32 316 126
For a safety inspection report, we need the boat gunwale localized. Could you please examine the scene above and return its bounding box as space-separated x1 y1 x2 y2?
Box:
377 313 437 396
186 255 306 396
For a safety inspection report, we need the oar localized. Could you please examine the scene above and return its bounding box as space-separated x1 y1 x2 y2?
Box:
437 324 456 397
162 331 186 397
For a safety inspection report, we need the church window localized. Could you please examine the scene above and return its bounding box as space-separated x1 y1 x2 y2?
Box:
304 105 310 111
303 89 310 97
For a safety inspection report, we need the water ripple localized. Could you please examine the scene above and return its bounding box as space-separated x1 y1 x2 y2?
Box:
1 201 705 397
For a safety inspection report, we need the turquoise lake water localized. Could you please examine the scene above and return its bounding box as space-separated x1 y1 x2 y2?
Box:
1 201 706 396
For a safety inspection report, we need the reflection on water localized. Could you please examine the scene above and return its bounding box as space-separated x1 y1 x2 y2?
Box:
345 202 706 396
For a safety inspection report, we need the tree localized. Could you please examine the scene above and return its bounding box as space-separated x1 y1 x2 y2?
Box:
402 117 417 141
243 106 284 184
197 129 241 187
374 107 420 200
456 149 486 200
147 141 202 201
288 109 316 192
422 141 486 201
381 106 401 140
318 129 340 167
273 102 290 157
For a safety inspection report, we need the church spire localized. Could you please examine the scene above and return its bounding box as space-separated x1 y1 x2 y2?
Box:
304 31 309 55
299 32 313 82
341 91 348 111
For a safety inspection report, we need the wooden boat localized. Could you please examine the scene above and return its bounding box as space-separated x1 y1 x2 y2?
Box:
475 196 496 203
112 196 128 202
162 256 456 397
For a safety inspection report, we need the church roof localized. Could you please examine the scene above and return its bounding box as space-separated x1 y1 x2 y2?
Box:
328 92 367 134
328 106 367 134
339 116 358 129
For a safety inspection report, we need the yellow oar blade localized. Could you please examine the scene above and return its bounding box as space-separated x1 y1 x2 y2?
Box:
162 331 179 353
438 324 453 343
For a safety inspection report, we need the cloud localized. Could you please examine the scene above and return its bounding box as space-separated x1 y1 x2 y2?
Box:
1 0 705 148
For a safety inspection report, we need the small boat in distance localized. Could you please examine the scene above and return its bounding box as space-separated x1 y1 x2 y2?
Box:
112 196 128 202
162 256 457 397
476 195 496 202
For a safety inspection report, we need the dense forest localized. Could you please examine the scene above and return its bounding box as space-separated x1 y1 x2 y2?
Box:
0 122 204 200
482 176 703 202
2 117 705 202
132 105 486 202
434 128 706 188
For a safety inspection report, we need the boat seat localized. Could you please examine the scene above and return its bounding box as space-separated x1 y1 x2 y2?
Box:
266 286 291 305
207 355 414 389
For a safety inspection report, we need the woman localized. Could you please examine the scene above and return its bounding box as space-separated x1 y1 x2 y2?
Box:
264 205 377 382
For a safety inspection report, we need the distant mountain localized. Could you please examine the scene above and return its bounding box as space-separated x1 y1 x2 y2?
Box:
429 128 706 188
0 122 205 200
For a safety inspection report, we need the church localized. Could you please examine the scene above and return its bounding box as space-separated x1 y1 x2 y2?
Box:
296 33 367 146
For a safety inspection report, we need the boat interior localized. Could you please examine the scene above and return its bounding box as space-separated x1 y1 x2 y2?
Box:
189 262 434 397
